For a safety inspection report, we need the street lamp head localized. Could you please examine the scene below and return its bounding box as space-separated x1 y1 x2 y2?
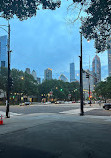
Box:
87 39 90 43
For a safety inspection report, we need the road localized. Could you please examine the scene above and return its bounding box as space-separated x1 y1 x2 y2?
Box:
1 103 111 158
0 111 111 158
0 103 111 116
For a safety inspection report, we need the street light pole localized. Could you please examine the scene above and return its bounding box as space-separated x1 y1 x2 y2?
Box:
6 22 10 118
80 32 84 116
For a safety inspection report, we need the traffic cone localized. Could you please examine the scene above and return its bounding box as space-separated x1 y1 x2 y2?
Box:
0 115 3 125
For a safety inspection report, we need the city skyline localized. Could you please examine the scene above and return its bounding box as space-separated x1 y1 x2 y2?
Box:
0 1 108 81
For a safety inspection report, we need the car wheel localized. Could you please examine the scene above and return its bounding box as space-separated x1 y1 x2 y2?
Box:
105 106 109 110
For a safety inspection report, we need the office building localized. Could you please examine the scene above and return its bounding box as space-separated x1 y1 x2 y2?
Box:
32 70 37 80
25 68 30 74
108 38 111 76
92 55 101 82
70 62 75 82
37 77 41 84
59 74 68 82
44 68 52 80
0 35 8 68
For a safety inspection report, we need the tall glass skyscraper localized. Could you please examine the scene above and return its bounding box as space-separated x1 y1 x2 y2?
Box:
44 68 52 80
0 35 8 68
108 38 111 77
70 62 75 82
92 55 101 82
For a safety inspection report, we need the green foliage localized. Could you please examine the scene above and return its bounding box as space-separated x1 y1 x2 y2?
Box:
0 0 61 20
94 77 111 99
38 79 80 101
69 0 111 53
11 69 38 96
0 67 7 91
0 68 38 96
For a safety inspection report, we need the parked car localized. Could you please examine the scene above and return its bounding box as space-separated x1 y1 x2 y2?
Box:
103 103 111 110
24 102 31 105
19 102 31 106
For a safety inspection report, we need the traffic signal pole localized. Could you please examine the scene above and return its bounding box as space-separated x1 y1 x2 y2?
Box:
80 32 84 116
6 22 10 118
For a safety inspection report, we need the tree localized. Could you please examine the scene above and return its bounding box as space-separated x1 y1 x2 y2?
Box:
94 77 111 100
69 0 111 53
11 69 38 96
38 79 80 101
0 67 7 91
0 0 61 20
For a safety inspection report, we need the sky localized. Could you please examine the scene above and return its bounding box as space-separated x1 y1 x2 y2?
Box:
0 0 108 81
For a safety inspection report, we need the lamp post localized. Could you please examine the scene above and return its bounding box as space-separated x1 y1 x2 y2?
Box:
0 22 11 118
80 32 84 116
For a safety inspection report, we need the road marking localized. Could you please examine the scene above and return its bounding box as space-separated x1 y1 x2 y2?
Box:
0 111 22 117
59 108 100 115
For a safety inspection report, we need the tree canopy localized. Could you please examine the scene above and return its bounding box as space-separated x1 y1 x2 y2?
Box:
38 79 80 101
94 77 111 100
0 0 61 20
0 0 110 52
71 0 111 52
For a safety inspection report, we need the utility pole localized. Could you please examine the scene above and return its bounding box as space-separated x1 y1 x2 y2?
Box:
89 56 91 106
6 22 10 118
80 32 84 116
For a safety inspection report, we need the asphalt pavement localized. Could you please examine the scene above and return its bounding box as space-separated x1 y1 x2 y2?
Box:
0 112 111 158
0 103 111 116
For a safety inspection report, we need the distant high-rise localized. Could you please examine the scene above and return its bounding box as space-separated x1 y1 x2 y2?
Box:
92 55 101 82
0 35 8 68
32 70 37 80
70 62 75 82
59 74 68 82
37 77 41 84
44 68 52 80
108 38 111 77
25 68 30 74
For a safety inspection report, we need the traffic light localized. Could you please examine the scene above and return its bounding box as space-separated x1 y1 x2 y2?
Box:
60 88 63 91
9 77 13 89
86 73 89 78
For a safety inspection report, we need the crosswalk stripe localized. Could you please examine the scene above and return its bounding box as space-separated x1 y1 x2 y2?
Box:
0 111 22 117
59 108 100 115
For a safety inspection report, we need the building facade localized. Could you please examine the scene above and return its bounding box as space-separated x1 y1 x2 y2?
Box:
37 77 41 84
70 62 75 82
0 35 8 68
25 68 30 74
32 70 37 80
108 38 111 77
92 55 101 82
59 74 68 82
44 68 52 80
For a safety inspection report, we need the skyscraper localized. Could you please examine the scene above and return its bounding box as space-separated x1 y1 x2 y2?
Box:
32 70 37 80
70 62 75 82
25 68 30 74
108 38 111 77
92 55 101 82
37 77 41 84
0 35 8 68
59 74 68 82
44 68 52 80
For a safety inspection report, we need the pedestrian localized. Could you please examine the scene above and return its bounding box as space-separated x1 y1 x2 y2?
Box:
99 100 101 107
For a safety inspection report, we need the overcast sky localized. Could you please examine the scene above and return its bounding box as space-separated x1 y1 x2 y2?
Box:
0 0 108 81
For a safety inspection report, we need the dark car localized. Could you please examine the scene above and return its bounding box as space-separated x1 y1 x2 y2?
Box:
103 103 111 110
